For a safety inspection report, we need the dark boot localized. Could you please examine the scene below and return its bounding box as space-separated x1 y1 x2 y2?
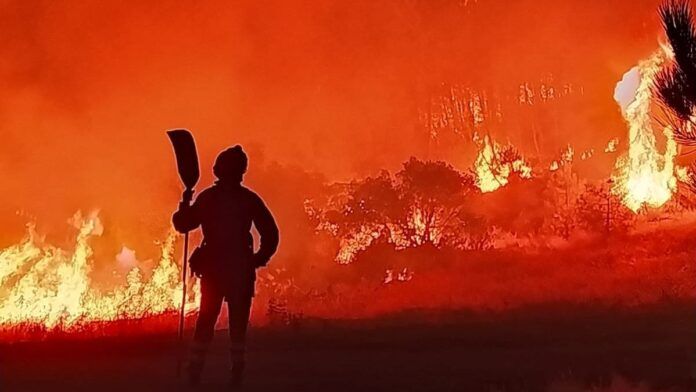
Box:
186 363 202 386
228 360 245 388
187 342 208 386
229 345 245 389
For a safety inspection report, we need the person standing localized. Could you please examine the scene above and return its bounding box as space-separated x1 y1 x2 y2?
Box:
172 145 279 387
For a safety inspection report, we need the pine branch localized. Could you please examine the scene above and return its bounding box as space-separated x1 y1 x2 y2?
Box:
654 1 696 144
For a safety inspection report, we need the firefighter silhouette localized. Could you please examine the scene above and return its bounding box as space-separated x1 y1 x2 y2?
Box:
173 145 279 386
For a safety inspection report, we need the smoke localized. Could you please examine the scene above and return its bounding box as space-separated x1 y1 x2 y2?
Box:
614 67 641 111
0 0 664 259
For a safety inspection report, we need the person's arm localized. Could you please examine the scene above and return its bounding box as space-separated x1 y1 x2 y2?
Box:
172 189 202 233
252 196 279 267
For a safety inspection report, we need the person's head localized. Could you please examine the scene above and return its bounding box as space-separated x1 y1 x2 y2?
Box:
213 145 248 183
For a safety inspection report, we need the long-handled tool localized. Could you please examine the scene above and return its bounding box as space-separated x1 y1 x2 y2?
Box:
166 129 200 376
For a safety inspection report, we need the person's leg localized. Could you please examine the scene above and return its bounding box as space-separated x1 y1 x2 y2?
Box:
226 290 253 385
188 280 224 382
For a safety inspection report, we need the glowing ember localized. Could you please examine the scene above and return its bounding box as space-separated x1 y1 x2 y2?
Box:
580 149 593 160
474 135 532 193
675 165 690 183
611 51 677 212
605 138 619 153
561 145 574 163
383 268 413 284
550 145 575 172
0 212 198 333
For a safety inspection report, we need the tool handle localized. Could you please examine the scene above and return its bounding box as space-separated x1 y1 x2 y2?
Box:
178 232 189 339
176 232 190 377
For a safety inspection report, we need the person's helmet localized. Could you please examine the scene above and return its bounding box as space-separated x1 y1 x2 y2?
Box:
213 145 248 182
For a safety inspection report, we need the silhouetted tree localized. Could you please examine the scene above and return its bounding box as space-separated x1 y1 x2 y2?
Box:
653 1 696 192
309 158 487 262
395 158 476 245
575 183 634 234
542 165 581 238
655 0 696 132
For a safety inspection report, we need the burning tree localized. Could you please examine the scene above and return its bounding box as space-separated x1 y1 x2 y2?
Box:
395 158 477 245
613 49 678 212
421 80 583 161
307 158 488 264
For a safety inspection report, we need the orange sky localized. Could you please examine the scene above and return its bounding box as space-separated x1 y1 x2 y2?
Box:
0 0 665 252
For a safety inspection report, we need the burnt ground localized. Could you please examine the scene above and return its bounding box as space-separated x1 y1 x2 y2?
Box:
1 303 694 392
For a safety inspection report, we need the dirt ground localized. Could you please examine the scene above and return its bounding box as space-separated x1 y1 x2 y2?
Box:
2 303 694 392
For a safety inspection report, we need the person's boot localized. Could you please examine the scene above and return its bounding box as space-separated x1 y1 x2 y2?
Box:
187 342 208 386
228 360 245 388
186 360 203 387
229 346 246 389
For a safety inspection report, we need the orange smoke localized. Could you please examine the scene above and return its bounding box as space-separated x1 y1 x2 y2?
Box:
0 0 680 336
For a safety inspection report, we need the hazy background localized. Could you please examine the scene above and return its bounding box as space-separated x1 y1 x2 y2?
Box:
0 0 664 258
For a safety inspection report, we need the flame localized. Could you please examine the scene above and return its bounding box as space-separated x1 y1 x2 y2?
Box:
335 224 381 264
474 135 532 193
0 212 198 333
330 207 446 264
611 51 677 212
